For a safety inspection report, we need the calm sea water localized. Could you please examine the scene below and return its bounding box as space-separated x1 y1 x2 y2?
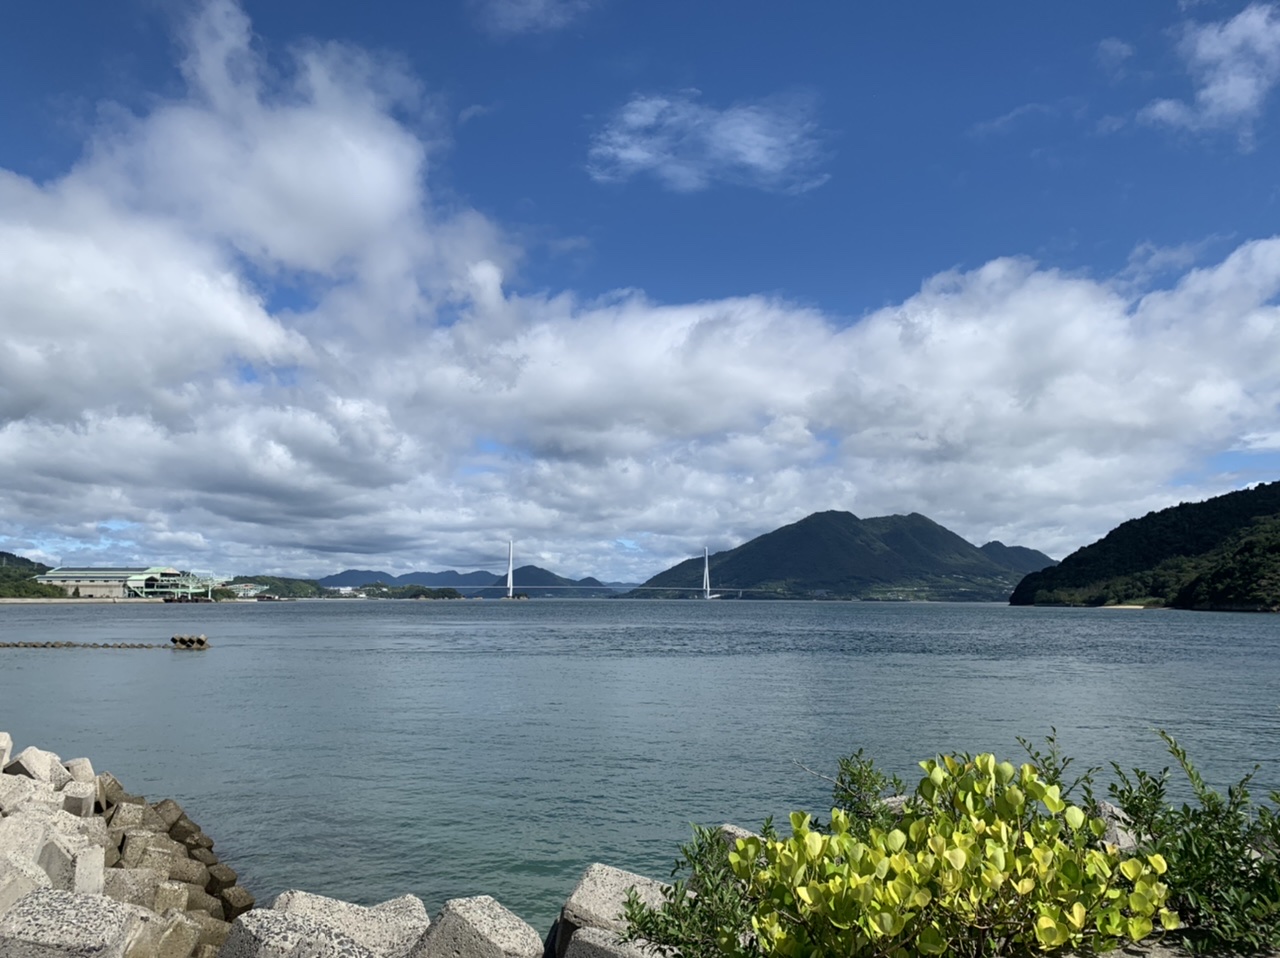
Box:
1 600 1277 931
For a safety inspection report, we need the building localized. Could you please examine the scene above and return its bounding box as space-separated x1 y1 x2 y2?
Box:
33 567 220 599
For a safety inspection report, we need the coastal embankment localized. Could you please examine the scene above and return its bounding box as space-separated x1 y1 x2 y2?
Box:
0 733 672 958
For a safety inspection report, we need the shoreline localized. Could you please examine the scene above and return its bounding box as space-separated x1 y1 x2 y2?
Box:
0 597 167 604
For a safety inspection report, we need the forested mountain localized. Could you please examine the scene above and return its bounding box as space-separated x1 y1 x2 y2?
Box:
0 551 63 598
632 511 1056 601
317 569 498 589
979 541 1059 575
470 565 621 598
229 575 326 597
1009 481 1280 610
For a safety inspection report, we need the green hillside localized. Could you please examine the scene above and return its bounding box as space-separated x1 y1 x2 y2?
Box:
0 551 64 598
632 511 1055 601
1009 481 1280 609
471 565 619 598
229 575 325 597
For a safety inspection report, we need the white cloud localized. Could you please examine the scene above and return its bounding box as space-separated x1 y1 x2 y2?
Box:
587 89 830 194
470 0 594 36
3 0 1280 582
1141 2 1280 147
1096 37 1135 79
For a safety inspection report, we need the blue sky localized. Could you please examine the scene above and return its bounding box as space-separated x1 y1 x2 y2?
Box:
2 0 1279 579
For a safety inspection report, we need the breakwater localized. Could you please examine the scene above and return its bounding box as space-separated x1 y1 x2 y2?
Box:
0 733 672 958
0 635 210 651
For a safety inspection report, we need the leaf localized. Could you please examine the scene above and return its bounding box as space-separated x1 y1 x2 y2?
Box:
1127 915 1153 941
1119 859 1143 882
885 829 907 853
944 847 967 870
1064 805 1086 830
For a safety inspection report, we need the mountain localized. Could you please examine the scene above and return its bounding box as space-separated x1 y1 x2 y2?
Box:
1009 481 1280 610
471 565 622 598
317 569 498 589
632 511 1048 601
979 541 1058 575
0 551 63 598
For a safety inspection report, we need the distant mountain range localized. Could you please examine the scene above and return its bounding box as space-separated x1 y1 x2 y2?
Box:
317 566 637 596
1010 480 1280 611
631 510 1057 601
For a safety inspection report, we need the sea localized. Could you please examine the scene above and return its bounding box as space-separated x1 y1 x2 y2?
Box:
0 599 1277 931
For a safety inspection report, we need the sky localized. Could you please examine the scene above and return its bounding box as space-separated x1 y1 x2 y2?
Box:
2 0 1280 581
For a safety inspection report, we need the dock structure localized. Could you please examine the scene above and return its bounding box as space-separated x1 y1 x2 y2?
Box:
33 567 223 600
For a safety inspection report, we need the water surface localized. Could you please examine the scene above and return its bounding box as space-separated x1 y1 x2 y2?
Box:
1 600 1276 930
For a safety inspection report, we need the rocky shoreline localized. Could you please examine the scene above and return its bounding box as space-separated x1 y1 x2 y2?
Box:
0 733 669 958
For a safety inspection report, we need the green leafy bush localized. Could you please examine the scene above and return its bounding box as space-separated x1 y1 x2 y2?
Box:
1110 732 1280 954
733 754 1172 958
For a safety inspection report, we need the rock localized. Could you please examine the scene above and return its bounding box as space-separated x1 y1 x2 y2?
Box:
562 928 654 958
410 896 541 958
186 851 217 869
103 868 166 911
1096 800 1139 853
0 734 10 770
178 833 212 854
149 802 184 831
219 910 377 958
192 948 217 958
108 804 147 831
62 760 95 786
202 866 235 897
271 890 429 958
0 887 151 958
717 824 759 848
165 859 207 889
60 782 96 818
47 812 109 852
218 887 253 923
103 847 120 870
554 866 667 958
0 855 51 920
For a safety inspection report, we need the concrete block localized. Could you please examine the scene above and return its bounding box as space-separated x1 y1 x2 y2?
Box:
219 911 378 958
97 773 127 809
153 911 200 958
203 865 235 896
0 887 151 958
3 749 70 791
1097 800 1139 853
0 733 10 770
149 801 184 831
104 847 120 870
103 868 166 911
120 831 174 869
218 887 253 924
166 859 207 889
62 760 95 785
166 820 199 845
0 855 51 920
187 850 217 869
717 824 759 848
185 914 229 951
555 866 667 958
182 886 223 922
108 806 149 831
47 811 109 851
0 814 50 864
271 890 429 958
138 848 177 878
0 778 50 817
562 928 653 958
73 846 105 896
410 896 541 958
192 948 217 958
60 782 96 818
154 882 189 916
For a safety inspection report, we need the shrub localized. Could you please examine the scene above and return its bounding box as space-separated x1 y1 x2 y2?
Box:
731 753 1173 958
1109 731 1280 954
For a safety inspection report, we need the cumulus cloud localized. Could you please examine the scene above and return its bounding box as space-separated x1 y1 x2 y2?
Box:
470 0 594 36
587 89 830 194
3 0 1280 581
1141 2 1280 147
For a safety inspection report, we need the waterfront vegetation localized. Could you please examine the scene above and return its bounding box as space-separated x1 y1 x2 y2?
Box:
625 734 1280 957
1011 481 1280 610
0 552 62 598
